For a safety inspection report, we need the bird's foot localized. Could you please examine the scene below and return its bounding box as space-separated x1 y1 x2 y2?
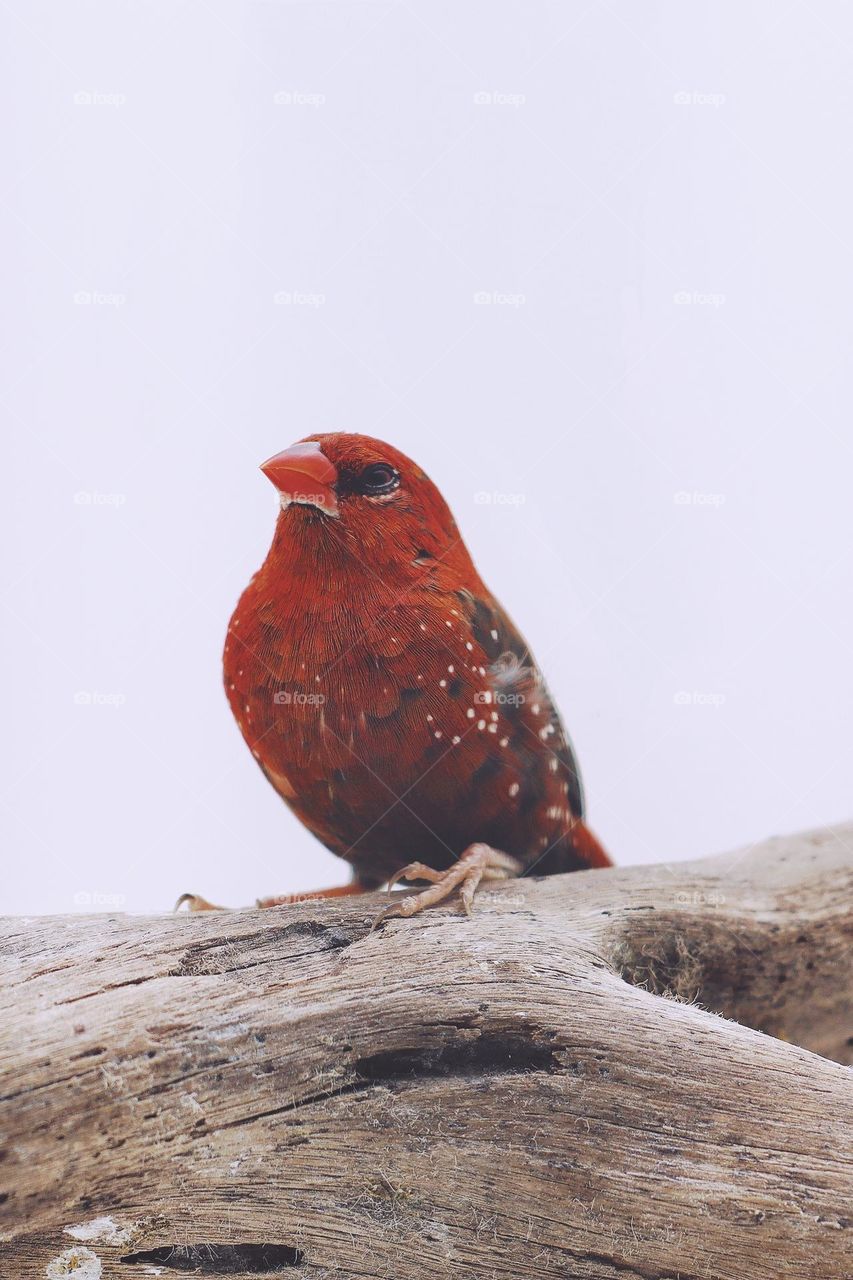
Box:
373 843 521 929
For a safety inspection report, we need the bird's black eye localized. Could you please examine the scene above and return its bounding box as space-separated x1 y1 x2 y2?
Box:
358 462 400 496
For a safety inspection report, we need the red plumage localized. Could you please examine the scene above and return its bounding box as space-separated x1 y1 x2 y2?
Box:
221 432 610 917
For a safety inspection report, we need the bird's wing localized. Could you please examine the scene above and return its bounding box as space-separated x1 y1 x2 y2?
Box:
455 588 586 820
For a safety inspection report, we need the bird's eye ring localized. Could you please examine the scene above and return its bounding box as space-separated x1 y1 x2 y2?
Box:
358 463 400 496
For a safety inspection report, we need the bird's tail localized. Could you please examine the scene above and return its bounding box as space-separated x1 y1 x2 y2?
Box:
569 820 613 869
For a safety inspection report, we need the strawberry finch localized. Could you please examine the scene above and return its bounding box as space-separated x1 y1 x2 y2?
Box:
179 433 610 923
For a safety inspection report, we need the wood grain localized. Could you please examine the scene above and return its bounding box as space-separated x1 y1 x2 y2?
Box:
2 823 851 1279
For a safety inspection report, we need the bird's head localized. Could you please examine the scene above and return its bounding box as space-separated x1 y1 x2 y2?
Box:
260 433 473 577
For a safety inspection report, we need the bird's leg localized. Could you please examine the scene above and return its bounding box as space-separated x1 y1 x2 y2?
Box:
174 883 371 913
373 843 522 929
177 846 520 921
255 883 370 908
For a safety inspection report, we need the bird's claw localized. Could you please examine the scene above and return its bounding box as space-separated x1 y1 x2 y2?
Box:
371 844 521 930
174 892 226 912
385 861 445 893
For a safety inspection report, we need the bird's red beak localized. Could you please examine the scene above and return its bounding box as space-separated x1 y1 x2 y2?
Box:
260 442 339 517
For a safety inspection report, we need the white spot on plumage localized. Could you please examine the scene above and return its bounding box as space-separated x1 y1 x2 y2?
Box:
509 782 520 797
434 730 442 739
499 737 509 747
452 735 461 744
466 641 473 651
490 628 498 641
467 708 475 719
440 679 446 688
447 664 454 673
549 758 559 772
487 723 497 733
477 719 486 730
490 711 498 721
532 703 540 715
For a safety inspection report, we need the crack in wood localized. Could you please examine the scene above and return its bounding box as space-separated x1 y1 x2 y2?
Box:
119 1243 304 1272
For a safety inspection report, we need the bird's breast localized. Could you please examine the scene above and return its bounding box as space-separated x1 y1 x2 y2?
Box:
223 580 577 877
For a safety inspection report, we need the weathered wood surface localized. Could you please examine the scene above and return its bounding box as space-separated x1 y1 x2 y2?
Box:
1 823 851 1280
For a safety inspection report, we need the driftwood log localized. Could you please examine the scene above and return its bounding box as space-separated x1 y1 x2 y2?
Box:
2 823 851 1280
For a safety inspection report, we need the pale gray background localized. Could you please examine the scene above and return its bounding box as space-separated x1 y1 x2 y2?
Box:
3 1 852 915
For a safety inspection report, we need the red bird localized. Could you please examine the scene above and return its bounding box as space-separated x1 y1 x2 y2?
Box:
181 433 610 923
